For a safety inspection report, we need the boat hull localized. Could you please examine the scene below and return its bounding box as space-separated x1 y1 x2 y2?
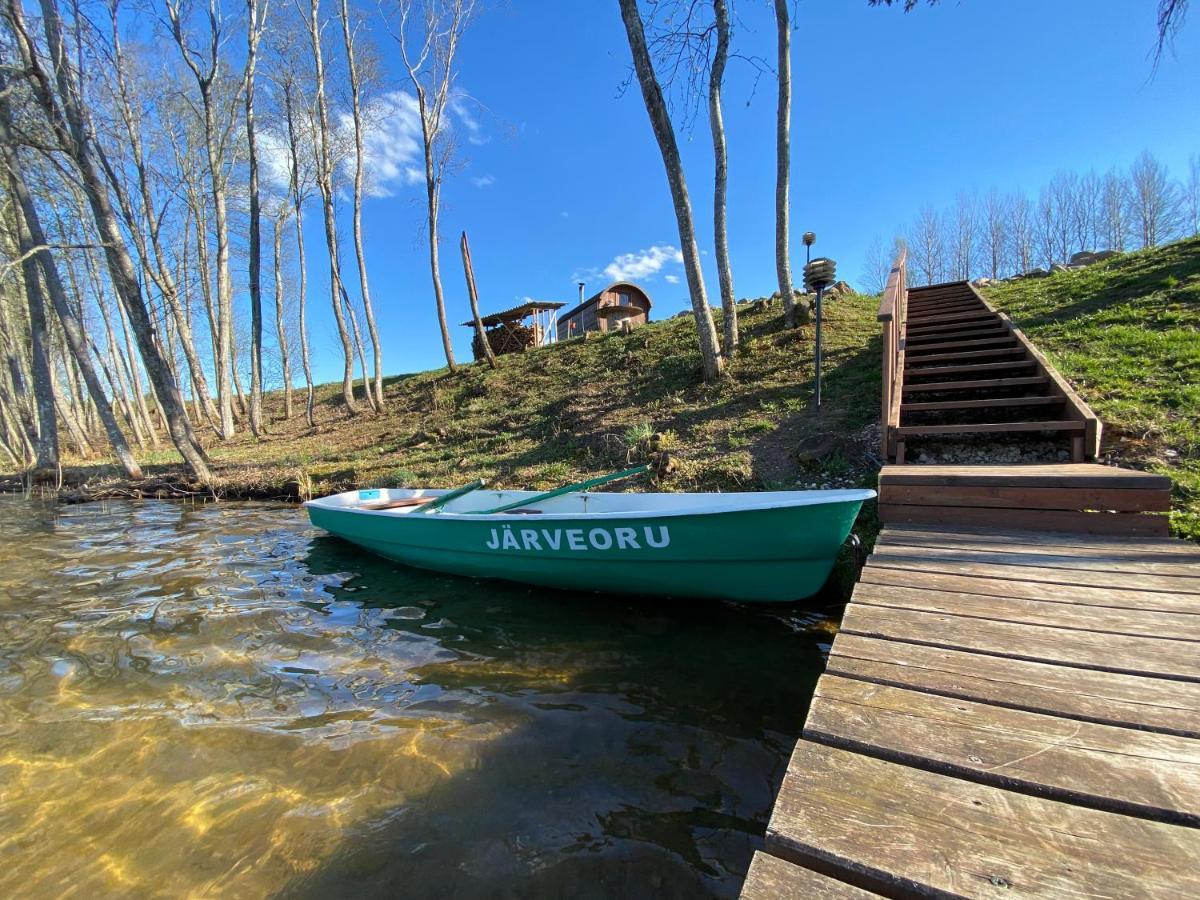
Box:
305 492 868 603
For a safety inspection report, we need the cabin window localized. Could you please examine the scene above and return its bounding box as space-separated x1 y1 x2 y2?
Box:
619 292 631 307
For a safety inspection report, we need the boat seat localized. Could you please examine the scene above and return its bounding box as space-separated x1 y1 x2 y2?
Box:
361 498 433 511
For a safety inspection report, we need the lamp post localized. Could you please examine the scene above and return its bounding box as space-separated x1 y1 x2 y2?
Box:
803 254 837 411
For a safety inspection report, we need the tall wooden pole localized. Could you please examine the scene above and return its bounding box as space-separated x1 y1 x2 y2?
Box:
460 231 496 369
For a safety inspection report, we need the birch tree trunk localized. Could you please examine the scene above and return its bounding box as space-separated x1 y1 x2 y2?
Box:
167 0 240 439
773 0 806 327
0 108 143 478
417 88 456 374
339 0 385 407
245 0 265 437
617 0 723 381
273 209 294 419
282 81 316 426
709 0 737 359
12 0 211 481
9 179 59 476
303 0 359 412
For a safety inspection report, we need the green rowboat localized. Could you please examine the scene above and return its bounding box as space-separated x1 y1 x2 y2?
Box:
304 486 874 603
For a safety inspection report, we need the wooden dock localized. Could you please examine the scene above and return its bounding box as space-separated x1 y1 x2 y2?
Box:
744 522 1200 898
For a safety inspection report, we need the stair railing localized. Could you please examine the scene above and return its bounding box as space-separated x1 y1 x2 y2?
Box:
877 250 908 460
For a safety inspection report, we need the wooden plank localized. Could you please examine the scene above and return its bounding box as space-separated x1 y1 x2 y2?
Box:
878 503 1171 536
899 347 1026 364
839 604 1200 680
901 375 1048 393
880 483 1171 512
767 742 1200 899
859 565 1200 614
867 547 1200 594
904 310 993 326
879 464 1173 490
827 633 1200 737
878 525 1195 561
905 335 1018 353
852 581 1200 640
879 522 1195 555
907 319 1004 337
901 396 1062 413
905 326 1009 343
894 420 1085 437
871 538 1196 576
804 676 1200 825
741 851 881 900
905 360 1036 377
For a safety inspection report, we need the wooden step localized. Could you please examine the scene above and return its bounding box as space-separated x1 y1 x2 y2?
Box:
906 360 1035 378
902 375 1050 393
905 310 994 327
894 420 1086 437
903 347 1026 364
905 336 1018 354
900 396 1065 412
907 298 985 312
906 326 1009 344
878 465 1173 491
907 318 1004 337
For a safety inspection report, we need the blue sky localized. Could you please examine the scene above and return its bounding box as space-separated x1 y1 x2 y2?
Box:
297 0 1199 383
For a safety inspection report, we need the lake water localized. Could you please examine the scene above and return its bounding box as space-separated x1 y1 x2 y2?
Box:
0 497 831 898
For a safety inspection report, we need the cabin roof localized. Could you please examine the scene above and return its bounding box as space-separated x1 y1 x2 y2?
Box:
556 281 653 323
462 300 565 328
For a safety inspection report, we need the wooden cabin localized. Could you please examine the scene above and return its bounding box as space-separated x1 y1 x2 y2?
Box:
462 300 565 360
556 282 652 340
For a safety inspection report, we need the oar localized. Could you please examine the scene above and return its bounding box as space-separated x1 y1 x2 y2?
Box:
478 464 649 515
416 478 488 514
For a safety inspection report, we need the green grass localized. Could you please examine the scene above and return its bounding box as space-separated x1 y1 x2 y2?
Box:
983 236 1200 539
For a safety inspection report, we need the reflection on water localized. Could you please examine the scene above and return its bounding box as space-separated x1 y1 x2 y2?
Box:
0 497 830 898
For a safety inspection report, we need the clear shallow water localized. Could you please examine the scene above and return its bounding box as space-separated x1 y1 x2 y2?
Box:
0 497 830 898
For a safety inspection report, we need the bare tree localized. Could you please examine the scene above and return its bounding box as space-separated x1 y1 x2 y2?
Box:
981 190 1007 279
0 95 142 479
1006 190 1034 274
950 192 978 280
908 205 943 286
859 234 891 294
7 178 59 476
7 0 210 481
1074 170 1103 252
773 0 804 327
394 0 476 374
338 0 385 406
245 0 268 436
618 0 723 380
166 0 249 439
1101 168 1129 251
1128 150 1180 247
708 0 737 357
271 207 294 419
300 0 360 411
1183 153 1200 236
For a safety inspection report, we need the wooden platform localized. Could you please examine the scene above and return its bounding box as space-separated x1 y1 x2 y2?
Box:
879 463 1174 536
743 523 1200 899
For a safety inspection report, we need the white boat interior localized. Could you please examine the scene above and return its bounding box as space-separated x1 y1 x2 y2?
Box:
305 486 877 521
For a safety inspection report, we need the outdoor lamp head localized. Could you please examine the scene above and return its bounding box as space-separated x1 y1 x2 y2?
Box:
803 257 837 293
802 232 816 247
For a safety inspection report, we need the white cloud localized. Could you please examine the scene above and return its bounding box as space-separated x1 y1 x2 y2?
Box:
451 94 489 145
471 174 495 188
601 244 683 282
664 274 680 284
258 90 449 201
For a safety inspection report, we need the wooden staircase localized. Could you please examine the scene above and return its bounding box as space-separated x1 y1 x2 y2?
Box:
893 281 1100 464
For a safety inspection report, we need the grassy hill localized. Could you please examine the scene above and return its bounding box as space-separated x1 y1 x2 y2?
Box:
982 236 1200 539
6 237 1196 540
40 293 885 507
